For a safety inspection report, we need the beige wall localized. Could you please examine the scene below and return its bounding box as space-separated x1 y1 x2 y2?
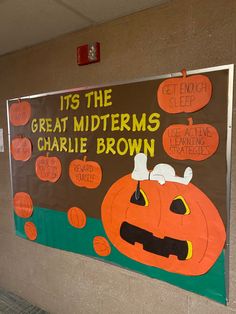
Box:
0 0 236 313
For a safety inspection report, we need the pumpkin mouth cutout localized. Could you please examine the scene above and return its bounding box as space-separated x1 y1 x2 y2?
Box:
120 222 192 260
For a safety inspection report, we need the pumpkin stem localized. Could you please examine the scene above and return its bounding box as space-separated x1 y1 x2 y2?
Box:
188 117 193 125
17 98 21 103
181 69 187 78
135 181 141 200
46 152 49 157
83 156 87 162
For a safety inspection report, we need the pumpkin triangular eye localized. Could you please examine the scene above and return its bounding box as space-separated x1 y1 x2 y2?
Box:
170 196 190 215
130 182 148 206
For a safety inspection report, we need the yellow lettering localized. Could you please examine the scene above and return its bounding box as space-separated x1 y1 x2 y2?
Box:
106 138 116 154
39 119 46 132
64 94 72 110
91 115 100 131
51 137 59 151
100 114 110 131
104 89 112 107
85 115 89 131
31 119 38 133
120 113 131 131
73 116 84 132
68 138 74 153
116 138 129 155
60 137 67 152
147 113 160 132
60 95 64 111
143 139 155 157
71 94 80 110
60 117 68 132
132 114 146 131
85 91 94 108
111 113 120 131
45 118 52 132
94 90 103 108
128 138 142 156
44 137 51 151
37 137 44 151
80 137 87 153
97 138 106 154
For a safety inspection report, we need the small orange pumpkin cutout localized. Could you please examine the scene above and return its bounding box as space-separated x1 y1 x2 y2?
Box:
13 192 33 218
162 118 219 161
24 222 37 241
101 174 226 275
35 155 62 183
93 236 111 257
9 100 31 126
157 69 212 113
11 137 32 161
67 207 86 229
69 156 102 189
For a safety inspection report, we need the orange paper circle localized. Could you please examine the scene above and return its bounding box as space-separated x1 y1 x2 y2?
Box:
13 192 33 218
9 101 31 126
67 207 86 229
11 137 32 161
93 236 111 257
24 222 37 241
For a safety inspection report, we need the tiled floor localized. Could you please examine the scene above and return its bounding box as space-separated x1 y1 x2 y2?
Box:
0 289 47 314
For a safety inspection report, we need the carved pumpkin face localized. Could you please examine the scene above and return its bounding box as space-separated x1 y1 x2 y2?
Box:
101 175 226 275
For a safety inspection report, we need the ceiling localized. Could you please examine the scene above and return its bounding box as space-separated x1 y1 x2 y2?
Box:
0 0 168 56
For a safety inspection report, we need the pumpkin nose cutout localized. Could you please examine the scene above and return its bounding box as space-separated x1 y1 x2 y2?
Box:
170 196 190 215
130 183 148 206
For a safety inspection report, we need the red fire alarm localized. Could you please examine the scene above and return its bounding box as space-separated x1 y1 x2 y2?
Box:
77 42 100 66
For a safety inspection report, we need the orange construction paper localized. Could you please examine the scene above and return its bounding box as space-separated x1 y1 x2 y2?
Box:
93 236 111 257
67 207 86 229
162 118 219 161
101 174 226 275
9 100 31 126
157 69 212 113
11 137 32 161
35 155 62 183
13 192 33 218
24 222 37 241
69 156 102 189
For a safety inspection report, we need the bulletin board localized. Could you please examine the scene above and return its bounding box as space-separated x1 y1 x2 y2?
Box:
7 64 234 304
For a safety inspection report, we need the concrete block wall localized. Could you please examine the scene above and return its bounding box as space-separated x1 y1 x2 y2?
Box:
0 0 235 312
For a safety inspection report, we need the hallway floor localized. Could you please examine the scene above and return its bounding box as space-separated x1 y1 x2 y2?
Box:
0 289 47 314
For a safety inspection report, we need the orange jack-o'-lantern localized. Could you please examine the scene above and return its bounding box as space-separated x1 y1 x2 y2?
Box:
101 175 226 275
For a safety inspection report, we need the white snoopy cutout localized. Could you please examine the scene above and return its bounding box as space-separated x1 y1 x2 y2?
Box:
131 153 193 185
